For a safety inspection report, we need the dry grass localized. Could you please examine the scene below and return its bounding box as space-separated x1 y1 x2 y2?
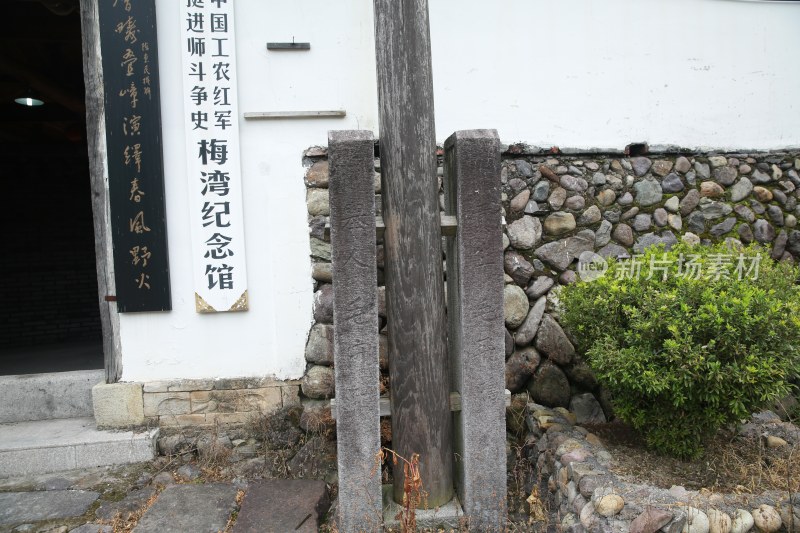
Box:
374 447 427 532
585 420 800 494
712 437 799 494
101 486 162 533
221 489 246 533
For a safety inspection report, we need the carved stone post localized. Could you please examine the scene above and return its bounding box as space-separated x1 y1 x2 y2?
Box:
444 129 506 528
328 130 382 531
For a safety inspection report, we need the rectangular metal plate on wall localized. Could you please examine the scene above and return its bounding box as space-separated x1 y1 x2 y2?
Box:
266 42 310 51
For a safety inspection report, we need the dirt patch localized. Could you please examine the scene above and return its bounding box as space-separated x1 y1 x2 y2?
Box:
582 419 800 494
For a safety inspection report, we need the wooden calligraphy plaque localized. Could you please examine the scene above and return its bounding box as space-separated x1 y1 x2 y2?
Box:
98 0 171 312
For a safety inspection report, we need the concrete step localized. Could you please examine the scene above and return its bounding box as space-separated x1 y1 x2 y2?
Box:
0 417 158 478
0 369 104 423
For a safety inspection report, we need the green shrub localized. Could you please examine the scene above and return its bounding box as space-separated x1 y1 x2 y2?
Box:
560 242 800 459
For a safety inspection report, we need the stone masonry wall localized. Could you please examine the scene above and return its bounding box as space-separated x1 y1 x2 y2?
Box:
141 377 300 428
525 402 800 532
303 145 800 429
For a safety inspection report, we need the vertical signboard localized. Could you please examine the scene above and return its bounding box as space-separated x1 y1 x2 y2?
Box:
99 0 172 312
179 0 249 313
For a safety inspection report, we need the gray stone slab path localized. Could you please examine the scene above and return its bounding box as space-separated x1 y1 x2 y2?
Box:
95 487 157 521
0 461 337 532
232 479 330 533
0 490 99 527
131 483 238 533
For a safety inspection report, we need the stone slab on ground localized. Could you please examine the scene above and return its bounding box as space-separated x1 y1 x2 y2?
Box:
382 484 464 530
0 490 99 527
232 479 330 533
95 487 156 521
0 465 145 494
0 417 158 477
132 483 238 533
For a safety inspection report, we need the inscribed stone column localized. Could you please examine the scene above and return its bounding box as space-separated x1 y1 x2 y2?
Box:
373 0 454 507
328 130 382 531
444 130 506 528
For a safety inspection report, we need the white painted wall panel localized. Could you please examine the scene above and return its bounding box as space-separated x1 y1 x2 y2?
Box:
120 0 799 381
120 0 377 381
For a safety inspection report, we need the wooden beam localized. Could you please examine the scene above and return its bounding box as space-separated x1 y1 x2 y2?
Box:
243 110 345 120
374 0 454 508
330 390 512 419
79 0 121 383
323 213 458 240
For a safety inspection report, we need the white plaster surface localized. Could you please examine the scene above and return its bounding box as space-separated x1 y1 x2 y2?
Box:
119 0 378 381
119 0 799 382
429 0 800 151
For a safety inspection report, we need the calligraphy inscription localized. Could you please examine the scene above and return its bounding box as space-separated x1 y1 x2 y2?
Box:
99 0 171 312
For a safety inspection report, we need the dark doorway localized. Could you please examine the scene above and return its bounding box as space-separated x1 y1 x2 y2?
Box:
0 0 102 375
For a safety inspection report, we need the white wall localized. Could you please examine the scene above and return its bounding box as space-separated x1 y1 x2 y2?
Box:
429 0 800 150
119 0 377 381
120 0 799 381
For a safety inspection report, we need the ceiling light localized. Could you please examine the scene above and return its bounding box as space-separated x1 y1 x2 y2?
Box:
14 91 44 107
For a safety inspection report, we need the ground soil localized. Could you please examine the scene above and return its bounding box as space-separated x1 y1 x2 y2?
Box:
582 420 800 494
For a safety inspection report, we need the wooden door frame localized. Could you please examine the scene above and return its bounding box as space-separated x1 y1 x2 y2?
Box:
79 0 122 383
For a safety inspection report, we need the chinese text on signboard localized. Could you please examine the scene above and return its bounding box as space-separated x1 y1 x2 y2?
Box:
180 0 249 313
99 0 171 312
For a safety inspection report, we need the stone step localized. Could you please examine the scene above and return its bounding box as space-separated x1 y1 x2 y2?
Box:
0 369 104 423
0 417 158 478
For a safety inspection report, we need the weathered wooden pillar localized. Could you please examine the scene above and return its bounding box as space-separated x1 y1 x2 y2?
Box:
328 131 383 531
373 0 454 507
79 0 122 382
444 130 506 528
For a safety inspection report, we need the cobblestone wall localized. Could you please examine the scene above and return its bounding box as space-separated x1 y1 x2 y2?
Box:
303 145 800 425
525 402 800 532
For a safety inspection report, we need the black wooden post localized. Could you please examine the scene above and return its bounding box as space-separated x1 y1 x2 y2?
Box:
373 0 454 508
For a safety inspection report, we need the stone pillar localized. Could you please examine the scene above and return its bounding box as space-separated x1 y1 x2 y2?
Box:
328 130 382 532
444 129 507 528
